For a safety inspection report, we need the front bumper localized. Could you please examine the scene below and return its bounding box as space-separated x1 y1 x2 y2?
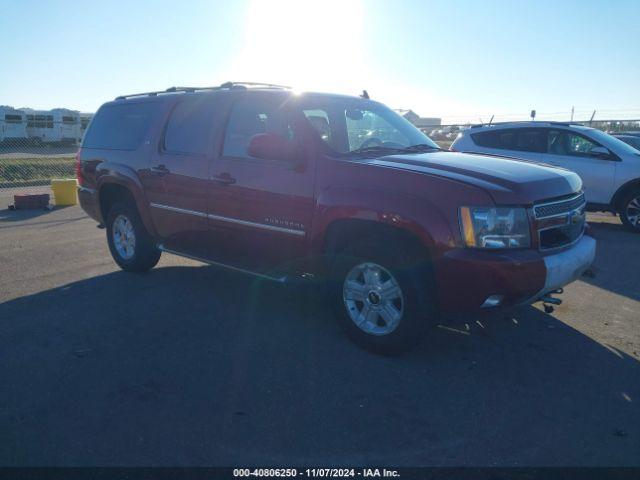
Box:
526 235 596 302
435 235 596 313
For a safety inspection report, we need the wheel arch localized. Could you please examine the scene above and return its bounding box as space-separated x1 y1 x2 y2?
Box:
323 218 433 264
611 178 640 212
97 176 158 237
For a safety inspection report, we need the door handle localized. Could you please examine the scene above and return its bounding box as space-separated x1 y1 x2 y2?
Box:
212 173 236 185
150 164 170 175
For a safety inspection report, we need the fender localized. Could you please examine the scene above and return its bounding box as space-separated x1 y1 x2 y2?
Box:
310 185 456 259
611 177 640 210
95 161 159 238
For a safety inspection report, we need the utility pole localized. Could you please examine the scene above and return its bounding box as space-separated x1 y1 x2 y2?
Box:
589 110 596 126
571 106 574 122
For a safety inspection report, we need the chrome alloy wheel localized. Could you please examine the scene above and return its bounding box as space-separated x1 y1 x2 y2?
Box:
112 214 136 260
342 262 404 336
625 196 640 227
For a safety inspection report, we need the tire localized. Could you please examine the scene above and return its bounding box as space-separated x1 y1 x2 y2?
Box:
328 238 437 355
619 188 640 233
106 201 161 272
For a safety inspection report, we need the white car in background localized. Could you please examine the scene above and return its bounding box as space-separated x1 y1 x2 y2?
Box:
451 122 640 232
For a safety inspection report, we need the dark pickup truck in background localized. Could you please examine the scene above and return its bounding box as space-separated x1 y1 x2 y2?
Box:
77 82 595 353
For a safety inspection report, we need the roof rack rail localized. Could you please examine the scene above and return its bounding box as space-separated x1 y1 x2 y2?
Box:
115 86 220 100
470 120 584 128
115 82 291 100
218 81 292 90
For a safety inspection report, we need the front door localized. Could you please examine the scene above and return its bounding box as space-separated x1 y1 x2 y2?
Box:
543 129 616 204
206 93 315 275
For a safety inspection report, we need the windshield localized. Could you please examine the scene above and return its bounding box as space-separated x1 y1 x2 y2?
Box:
585 128 640 156
295 95 439 156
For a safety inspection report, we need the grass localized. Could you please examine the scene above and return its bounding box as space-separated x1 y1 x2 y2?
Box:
0 156 75 188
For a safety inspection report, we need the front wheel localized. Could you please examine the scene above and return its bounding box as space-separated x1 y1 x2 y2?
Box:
619 189 640 233
106 201 161 272
329 241 437 355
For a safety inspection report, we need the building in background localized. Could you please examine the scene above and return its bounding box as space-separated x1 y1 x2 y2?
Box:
395 109 441 128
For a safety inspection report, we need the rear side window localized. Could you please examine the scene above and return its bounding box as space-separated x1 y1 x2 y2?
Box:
83 102 159 150
163 96 217 155
472 128 545 153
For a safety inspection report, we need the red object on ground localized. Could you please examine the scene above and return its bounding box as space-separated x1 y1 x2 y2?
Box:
12 193 50 210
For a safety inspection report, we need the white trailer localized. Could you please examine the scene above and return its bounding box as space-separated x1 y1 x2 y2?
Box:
80 112 94 139
0 106 28 143
24 108 82 144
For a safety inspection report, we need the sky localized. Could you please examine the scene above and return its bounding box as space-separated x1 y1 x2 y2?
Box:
1 0 639 124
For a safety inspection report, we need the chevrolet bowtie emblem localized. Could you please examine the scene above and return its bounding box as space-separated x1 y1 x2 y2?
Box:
569 210 585 225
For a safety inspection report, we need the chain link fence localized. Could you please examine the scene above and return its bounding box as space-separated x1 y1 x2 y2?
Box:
1 111 86 189
1 115 639 190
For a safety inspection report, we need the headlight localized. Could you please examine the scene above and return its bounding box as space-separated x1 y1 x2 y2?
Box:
460 207 531 248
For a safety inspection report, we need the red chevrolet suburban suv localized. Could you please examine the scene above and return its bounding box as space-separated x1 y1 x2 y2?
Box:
77 82 595 353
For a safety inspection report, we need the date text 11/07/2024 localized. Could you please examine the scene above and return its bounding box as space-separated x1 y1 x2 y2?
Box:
232 468 401 477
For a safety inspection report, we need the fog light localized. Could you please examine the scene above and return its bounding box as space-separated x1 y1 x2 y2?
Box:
481 295 504 308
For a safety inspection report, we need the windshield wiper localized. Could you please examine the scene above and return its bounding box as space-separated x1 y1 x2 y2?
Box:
398 144 444 153
347 145 401 157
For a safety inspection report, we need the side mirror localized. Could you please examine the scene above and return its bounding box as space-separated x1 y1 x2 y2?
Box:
247 133 296 162
589 146 612 159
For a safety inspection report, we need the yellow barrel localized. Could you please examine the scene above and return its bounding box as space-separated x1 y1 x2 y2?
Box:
51 179 78 206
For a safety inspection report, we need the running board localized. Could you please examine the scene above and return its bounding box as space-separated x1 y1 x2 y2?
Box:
157 244 288 283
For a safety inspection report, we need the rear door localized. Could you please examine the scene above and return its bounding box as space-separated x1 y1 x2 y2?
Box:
542 128 616 204
470 128 545 162
205 93 316 275
145 94 224 256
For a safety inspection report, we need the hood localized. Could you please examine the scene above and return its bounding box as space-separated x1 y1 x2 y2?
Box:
368 151 582 205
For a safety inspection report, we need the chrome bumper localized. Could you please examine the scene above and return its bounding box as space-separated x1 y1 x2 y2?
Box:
529 235 596 302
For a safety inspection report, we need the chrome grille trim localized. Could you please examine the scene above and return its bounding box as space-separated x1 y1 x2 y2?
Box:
533 192 585 219
534 192 587 251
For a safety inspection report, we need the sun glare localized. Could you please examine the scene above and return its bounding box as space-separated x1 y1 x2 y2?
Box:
229 0 366 94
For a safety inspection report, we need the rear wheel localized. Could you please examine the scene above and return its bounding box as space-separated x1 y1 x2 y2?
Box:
329 239 437 355
619 188 640 233
106 201 161 272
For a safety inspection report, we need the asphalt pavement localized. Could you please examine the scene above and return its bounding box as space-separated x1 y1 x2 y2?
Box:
0 189 638 466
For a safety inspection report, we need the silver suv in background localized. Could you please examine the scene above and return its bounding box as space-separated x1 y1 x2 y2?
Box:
451 122 640 232
613 133 640 151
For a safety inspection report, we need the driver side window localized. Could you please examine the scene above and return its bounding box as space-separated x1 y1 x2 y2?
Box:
222 98 293 160
547 130 598 158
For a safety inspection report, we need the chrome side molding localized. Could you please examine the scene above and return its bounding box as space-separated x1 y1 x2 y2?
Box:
150 202 305 237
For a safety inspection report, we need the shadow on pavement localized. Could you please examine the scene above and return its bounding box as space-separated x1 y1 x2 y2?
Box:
0 205 80 225
582 222 640 302
0 265 638 466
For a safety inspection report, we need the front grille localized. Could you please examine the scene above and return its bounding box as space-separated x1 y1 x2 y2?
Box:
533 192 585 219
535 193 586 250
